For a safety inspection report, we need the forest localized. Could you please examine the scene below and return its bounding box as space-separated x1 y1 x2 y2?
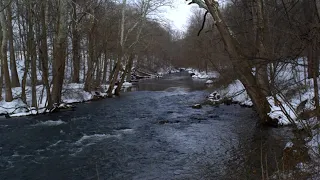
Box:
0 0 175 112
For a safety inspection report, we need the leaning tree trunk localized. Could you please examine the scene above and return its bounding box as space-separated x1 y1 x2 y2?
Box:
252 0 270 96
107 52 122 97
115 53 134 95
0 3 13 102
203 0 271 124
107 0 126 97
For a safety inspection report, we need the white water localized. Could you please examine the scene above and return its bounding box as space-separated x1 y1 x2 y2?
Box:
75 134 121 145
33 120 66 126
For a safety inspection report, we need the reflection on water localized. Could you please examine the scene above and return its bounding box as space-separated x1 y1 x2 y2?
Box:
126 72 208 92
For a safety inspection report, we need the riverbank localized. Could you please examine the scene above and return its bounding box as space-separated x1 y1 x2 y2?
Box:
200 64 320 178
0 82 133 118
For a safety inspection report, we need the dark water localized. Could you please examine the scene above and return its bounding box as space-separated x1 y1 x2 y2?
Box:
0 73 291 180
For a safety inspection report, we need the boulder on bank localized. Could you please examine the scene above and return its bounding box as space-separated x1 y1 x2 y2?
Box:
207 91 223 105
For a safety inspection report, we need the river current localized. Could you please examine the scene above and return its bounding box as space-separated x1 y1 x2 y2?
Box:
0 73 291 180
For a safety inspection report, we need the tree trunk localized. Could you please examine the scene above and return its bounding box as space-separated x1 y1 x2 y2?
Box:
126 54 136 82
52 0 68 104
0 3 13 102
30 15 37 109
115 53 134 95
82 50 86 82
31 37 37 109
18 2 28 104
0 25 3 100
24 2 37 109
107 52 122 97
95 55 102 87
107 0 126 97
252 0 270 96
39 1 52 109
204 0 271 124
109 58 113 82
7 6 20 87
72 0 80 83
102 51 108 84
312 35 320 118
84 30 95 92
0 61 3 101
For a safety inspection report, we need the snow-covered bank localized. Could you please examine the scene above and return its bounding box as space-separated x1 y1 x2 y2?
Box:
157 67 180 77
205 59 320 176
0 82 133 118
207 59 319 125
186 68 220 79
208 79 315 125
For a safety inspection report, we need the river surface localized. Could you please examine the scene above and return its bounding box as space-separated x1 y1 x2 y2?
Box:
0 73 291 180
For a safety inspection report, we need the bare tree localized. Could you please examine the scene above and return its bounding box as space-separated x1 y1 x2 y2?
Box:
71 0 81 83
0 0 13 102
188 0 272 124
52 0 69 104
6 2 20 87
39 0 52 108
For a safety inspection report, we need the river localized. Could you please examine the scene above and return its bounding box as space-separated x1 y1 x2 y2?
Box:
0 72 292 180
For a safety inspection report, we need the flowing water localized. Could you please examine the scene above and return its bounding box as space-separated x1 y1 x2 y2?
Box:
0 73 292 180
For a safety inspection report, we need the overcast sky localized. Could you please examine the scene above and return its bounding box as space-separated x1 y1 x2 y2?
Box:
162 0 228 32
162 1 193 32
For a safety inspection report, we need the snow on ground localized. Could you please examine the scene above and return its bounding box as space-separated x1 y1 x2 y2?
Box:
216 80 253 106
208 59 319 172
0 83 121 117
206 80 214 84
157 67 180 76
207 62 318 126
212 79 311 125
186 68 220 79
122 82 133 88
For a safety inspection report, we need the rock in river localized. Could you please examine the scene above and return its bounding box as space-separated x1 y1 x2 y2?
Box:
192 104 202 109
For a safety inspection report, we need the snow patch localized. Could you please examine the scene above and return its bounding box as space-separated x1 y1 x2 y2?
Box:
186 68 220 79
206 80 214 84
122 82 133 88
285 141 294 149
